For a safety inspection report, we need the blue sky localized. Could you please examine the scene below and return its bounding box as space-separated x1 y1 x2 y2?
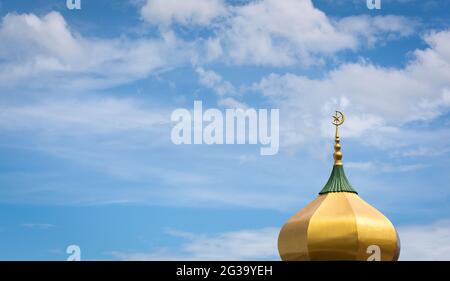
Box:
0 0 449 260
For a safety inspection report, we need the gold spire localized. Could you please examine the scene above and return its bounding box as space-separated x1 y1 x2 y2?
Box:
332 111 345 165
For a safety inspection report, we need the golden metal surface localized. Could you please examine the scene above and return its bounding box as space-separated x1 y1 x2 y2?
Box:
307 193 358 260
278 193 400 261
278 195 326 261
344 193 400 261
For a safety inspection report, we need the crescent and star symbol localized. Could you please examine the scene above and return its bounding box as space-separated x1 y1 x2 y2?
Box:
332 111 345 126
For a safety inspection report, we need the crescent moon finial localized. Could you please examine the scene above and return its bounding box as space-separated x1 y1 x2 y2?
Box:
332 111 345 126
332 110 344 165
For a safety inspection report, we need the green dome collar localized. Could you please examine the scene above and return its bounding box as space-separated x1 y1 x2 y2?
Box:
319 165 357 194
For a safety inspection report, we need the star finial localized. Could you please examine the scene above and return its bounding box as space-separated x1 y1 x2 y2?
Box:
332 111 344 126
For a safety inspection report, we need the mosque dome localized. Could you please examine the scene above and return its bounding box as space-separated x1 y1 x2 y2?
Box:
278 111 400 261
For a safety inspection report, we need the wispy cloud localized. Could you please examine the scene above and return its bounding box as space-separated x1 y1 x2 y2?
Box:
0 97 169 135
253 28 450 154
346 161 427 173
399 220 450 261
21 223 55 230
140 0 227 27
137 0 417 66
0 12 192 91
111 227 279 260
196 67 236 96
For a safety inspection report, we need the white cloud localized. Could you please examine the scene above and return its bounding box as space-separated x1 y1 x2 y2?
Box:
0 12 191 90
195 0 415 66
196 67 235 96
0 12 81 62
399 220 450 261
253 28 450 152
0 96 222 194
174 228 278 260
392 146 450 158
337 15 416 47
140 0 226 27
166 185 302 210
112 227 279 260
211 0 355 66
0 2 417 90
346 161 376 170
346 161 426 173
195 67 248 108
217 97 247 109
140 0 416 66
0 97 168 135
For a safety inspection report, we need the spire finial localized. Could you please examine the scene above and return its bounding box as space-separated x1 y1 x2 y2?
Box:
332 111 345 166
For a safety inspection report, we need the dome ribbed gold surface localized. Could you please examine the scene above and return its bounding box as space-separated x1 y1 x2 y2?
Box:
278 111 400 261
278 192 400 261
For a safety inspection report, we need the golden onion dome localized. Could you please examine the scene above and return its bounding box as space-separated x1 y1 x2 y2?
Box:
278 111 400 261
